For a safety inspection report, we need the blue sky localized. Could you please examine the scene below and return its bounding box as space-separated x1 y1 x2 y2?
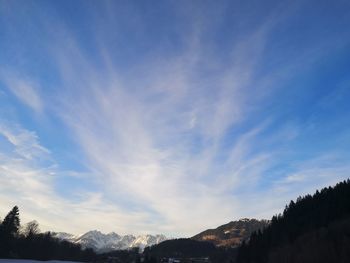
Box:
0 0 350 236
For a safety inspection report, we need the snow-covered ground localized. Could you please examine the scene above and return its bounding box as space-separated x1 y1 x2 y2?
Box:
0 260 81 263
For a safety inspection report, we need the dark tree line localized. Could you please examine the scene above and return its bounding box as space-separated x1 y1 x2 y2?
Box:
143 238 237 263
0 206 96 261
95 248 142 263
237 179 350 263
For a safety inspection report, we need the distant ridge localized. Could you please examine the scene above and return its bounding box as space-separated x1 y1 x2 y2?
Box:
53 230 167 253
192 218 269 247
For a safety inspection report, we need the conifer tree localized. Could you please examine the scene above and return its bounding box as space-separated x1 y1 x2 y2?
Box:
1 206 20 237
0 206 20 257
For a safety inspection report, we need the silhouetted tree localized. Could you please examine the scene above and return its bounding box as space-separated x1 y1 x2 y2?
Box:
0 206 20 257
23 220 40 237
1 206 20 237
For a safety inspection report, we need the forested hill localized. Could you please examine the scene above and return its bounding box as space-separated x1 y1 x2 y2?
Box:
237 179 350 263
192 219 269 247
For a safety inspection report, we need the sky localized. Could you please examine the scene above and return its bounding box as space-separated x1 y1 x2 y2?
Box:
0 0 350 237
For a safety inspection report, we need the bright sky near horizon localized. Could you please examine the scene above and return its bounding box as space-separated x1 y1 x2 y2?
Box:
0 0 350 237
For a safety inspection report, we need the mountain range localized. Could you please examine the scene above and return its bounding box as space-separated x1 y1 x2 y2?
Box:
53 218 267 253
53 230 167 253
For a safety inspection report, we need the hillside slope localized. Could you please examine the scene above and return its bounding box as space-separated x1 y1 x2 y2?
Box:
192 218 269 247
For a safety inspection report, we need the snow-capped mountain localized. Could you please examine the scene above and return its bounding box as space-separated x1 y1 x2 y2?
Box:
131 234 167 251
53 230 167 253
53 232 77 241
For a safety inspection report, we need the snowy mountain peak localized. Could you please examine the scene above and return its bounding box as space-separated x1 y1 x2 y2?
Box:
53 232 76 241
53 231 167 253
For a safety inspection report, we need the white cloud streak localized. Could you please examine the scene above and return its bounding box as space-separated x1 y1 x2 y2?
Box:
1 73 43 114
0 124 49 160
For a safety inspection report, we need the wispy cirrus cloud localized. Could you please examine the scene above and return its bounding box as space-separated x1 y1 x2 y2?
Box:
0 123 49 160
1 73 44 114
28 14 273 234
43 13 337 235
